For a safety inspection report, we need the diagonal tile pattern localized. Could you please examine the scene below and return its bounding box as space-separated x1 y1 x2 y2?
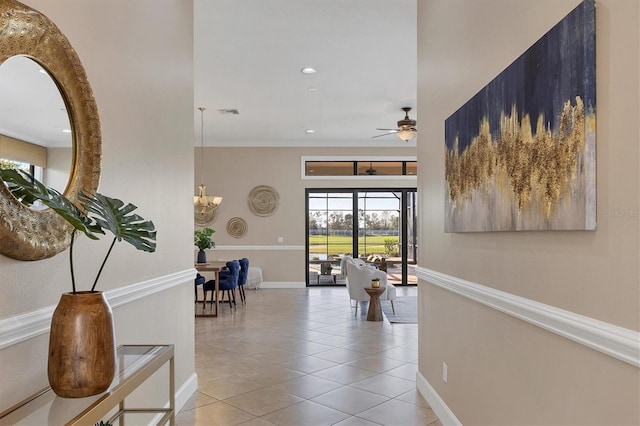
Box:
177 287 441 426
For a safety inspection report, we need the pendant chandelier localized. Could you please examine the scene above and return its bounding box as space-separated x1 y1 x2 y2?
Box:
194 107 222 219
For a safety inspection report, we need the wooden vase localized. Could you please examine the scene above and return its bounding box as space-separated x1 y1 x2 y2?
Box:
48 291 116 398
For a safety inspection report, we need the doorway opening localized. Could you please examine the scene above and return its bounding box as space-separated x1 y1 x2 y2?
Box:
306 188 417 286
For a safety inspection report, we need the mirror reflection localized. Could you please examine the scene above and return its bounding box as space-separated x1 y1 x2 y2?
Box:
0 56 72 199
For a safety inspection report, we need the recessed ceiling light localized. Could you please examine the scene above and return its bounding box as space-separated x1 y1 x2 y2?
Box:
62 129 71 133
307 87 319 91
305 129 316 134
301 67 317 74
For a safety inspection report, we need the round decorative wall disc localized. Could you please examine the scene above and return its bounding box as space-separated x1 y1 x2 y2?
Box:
248 185 279 217
194 206 218 226
226 217 247 238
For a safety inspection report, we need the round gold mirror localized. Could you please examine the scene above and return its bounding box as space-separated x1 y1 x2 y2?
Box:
0 0 101 260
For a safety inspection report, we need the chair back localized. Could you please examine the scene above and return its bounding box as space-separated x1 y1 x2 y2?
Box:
220 260 240 289
238 258 249 286
340 256 352 279
340 256 366 282
195 273 205 286
345 259 388 302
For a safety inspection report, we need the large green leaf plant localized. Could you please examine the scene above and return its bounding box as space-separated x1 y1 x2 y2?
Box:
0 169 156 293
194 227 215 250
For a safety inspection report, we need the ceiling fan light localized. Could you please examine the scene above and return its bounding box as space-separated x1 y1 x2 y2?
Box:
397 128 416 142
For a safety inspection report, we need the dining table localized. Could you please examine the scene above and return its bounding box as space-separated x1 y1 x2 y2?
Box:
195 261 227 317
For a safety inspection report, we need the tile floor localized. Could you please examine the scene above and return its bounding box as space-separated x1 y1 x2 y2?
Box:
177 286 440 426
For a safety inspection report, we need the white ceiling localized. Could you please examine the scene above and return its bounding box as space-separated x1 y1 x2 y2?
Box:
195 0 417 147
0 0 417 150
0 56 72 148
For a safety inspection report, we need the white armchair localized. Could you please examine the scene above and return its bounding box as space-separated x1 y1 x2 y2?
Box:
340 255 365 277
343 256 396 315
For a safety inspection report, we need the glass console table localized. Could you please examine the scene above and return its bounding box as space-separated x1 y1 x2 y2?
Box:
0 344 175 426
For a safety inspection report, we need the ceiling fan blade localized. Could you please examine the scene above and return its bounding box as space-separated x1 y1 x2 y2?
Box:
372 133 394 138
376 128 399 132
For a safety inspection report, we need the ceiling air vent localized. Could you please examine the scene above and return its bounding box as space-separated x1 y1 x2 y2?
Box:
218 109 239 115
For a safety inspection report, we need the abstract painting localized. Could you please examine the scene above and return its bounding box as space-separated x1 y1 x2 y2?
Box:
444 0 596 232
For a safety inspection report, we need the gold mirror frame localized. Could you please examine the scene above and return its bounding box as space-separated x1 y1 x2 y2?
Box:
0 0 101 260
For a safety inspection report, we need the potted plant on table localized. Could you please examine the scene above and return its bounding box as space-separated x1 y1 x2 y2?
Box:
194 227 215 264
0 169 156 398
371 277 381 288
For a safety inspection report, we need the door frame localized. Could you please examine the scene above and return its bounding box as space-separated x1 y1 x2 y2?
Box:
305 187 417 286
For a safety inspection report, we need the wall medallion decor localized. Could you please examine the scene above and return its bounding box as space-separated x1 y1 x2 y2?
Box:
248 185 279 217
195 205 218 226
226 216 247 238
0 0 102 260
444 0 595 232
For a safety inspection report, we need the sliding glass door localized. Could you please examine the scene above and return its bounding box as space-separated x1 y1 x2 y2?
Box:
307 192 354 285
306 188 417 286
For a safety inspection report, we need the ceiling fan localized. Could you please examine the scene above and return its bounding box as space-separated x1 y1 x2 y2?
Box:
372 107 417 142
359 161 382 175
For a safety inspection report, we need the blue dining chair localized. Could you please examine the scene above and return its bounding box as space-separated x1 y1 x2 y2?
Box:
204 260 239 310
237 258 249 304
194 273 206 306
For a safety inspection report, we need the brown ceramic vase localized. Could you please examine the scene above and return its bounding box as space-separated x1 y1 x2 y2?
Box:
48 291 116 398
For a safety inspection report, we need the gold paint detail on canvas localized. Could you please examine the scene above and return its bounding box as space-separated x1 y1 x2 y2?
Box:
445 97 594 230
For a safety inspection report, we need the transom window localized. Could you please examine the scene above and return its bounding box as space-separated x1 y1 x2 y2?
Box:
302 157 417 178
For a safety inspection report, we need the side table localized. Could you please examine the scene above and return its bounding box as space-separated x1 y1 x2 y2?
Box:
364 286 386 321
0 345 175 425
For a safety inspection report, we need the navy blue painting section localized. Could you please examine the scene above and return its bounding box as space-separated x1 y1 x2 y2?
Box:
445 0 595 154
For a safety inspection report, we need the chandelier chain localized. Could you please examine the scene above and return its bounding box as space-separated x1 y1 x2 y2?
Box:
198 107 205 185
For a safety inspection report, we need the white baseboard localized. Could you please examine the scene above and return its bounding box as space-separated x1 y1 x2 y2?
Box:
150 372 197 425
416 371 461 426
416 267 640 368
175 372 198 414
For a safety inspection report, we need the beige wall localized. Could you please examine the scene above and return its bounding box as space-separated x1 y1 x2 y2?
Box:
196 146 416 283
44 147 72 193
0 0 196 413
418 0 639 424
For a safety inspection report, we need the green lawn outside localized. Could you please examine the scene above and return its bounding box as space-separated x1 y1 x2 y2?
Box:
309 234 398 257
